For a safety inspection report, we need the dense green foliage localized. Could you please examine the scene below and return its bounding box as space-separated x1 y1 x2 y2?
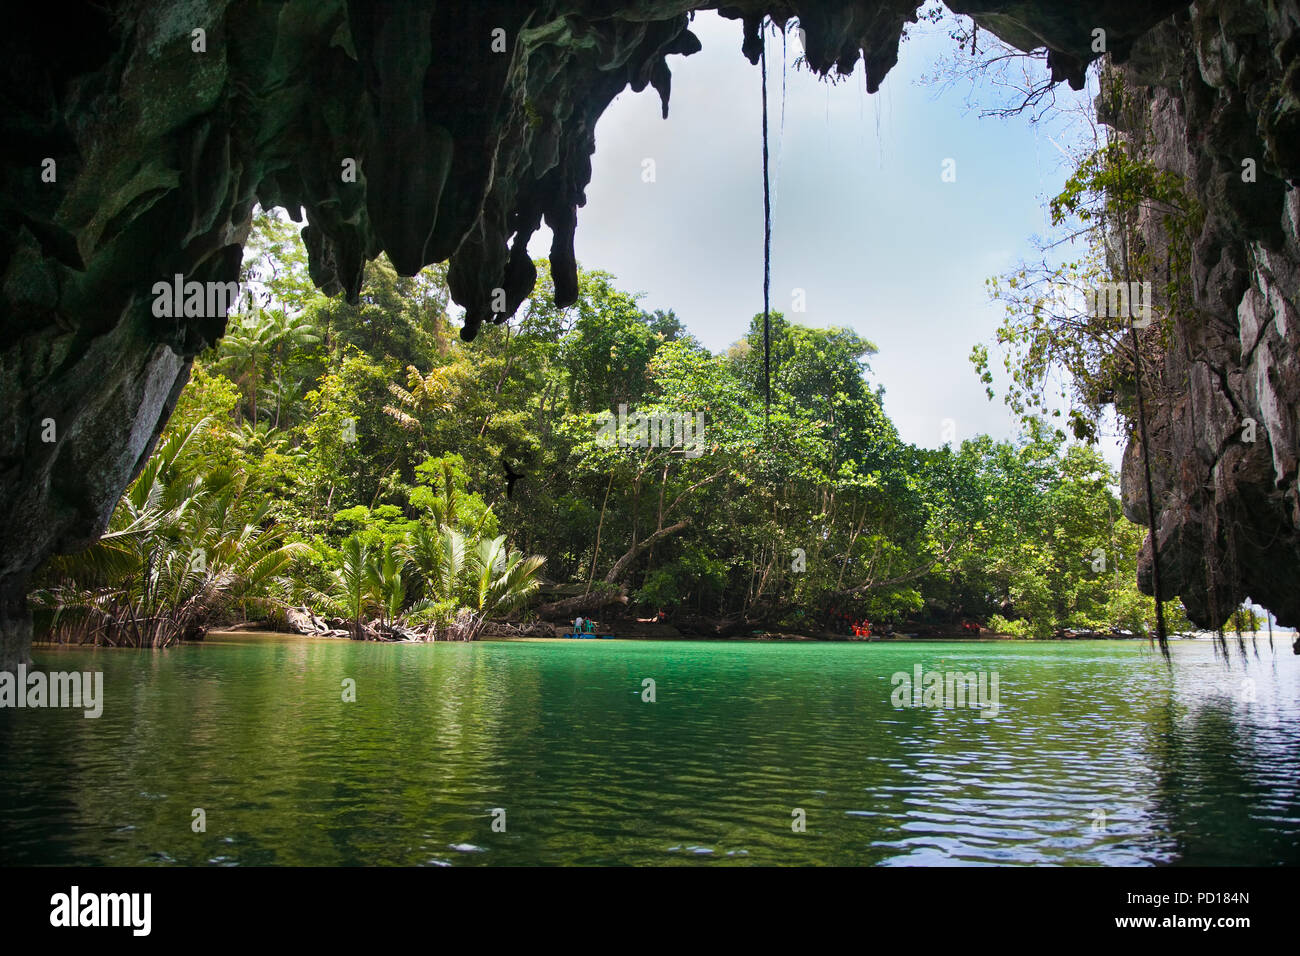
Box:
33 209 1200 643
30 420 310 647
972 71 1201 447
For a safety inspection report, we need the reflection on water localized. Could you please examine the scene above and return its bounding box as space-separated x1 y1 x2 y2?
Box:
1 636 1297 865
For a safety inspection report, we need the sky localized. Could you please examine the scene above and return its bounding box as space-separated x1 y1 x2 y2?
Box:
522 10 1117 461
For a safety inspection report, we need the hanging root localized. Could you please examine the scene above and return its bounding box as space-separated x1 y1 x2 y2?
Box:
761 17 772 425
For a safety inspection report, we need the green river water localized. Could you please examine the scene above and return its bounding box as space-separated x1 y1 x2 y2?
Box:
2 634 1297 865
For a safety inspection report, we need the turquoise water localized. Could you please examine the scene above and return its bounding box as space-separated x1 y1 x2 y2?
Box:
1 635 1297 865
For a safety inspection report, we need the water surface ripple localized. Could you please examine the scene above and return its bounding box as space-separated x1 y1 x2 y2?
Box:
1 637 1296 865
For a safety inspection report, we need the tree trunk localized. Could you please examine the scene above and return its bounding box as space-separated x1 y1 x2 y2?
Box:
604 520 688 585
536 590 629 621
587 472 615 594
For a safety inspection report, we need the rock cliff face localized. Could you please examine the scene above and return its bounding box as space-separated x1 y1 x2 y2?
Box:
1110 2 1300 629
0 1 1295 667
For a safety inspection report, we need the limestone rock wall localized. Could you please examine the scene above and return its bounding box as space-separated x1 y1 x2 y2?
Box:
1113 1 1300 628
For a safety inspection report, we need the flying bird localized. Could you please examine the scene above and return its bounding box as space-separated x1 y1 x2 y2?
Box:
503 459 525 499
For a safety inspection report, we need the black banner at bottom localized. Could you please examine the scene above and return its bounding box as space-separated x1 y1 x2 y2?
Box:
6 865 1276 942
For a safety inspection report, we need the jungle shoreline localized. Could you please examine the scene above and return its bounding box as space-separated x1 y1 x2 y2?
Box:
33 627 1290 654
199 627 1245 644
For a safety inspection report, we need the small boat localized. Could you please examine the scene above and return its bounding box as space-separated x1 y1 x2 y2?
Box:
561 632 617 640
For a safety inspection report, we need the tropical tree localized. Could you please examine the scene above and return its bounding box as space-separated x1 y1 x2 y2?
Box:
31 422 307 646
315 534 374 638
366 540 408 628
216 308 278 423
469 535 545 619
